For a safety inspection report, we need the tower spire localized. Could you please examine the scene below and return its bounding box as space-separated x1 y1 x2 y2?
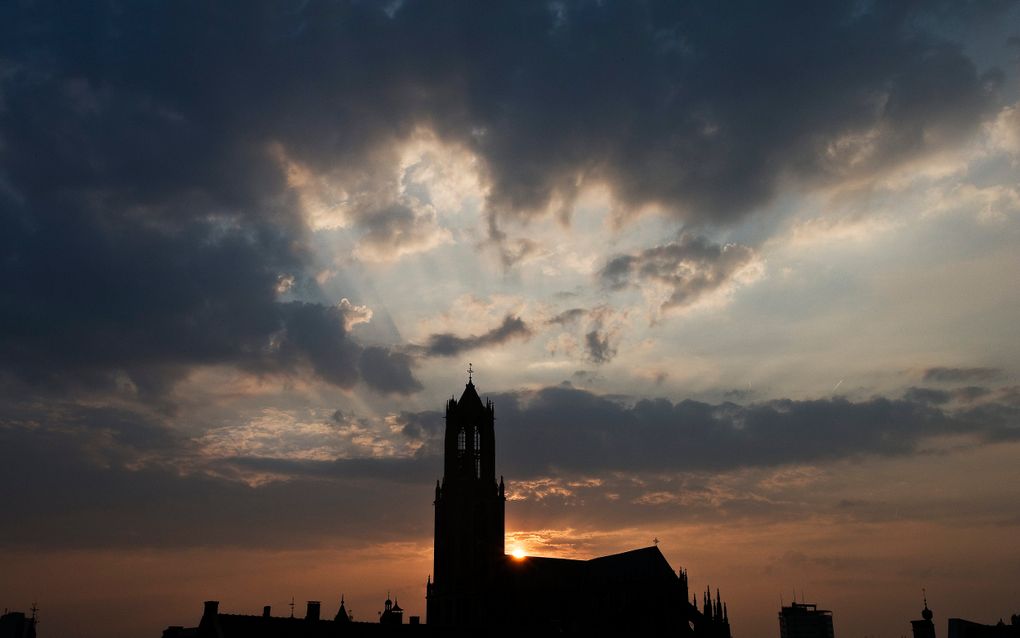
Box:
467 362 473 384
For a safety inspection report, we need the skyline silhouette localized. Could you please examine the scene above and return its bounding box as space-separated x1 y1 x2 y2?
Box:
154 377 1016 637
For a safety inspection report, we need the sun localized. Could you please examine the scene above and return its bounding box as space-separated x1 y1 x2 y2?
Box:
511 547 526 560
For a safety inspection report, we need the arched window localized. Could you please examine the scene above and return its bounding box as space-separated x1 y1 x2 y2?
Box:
474 426 481 451
457 428 466 451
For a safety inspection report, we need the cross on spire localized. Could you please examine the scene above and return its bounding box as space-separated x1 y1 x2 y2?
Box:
468 362 473 383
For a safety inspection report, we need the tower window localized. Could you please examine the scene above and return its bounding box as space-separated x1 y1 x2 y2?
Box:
457 428 466 451
474 427 481 451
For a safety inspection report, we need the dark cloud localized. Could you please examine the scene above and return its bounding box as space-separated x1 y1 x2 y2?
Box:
353 201 448 260
922 366 1002 383
0 427 433 550
0 8 427 402
904 385 996 406
411 315 532 357
903 387 952 405
547 308 587 325
600 233 756 310
953 386 992 402
488 386 1020 477
3 382 1018 550
584 329 617 364
3 0 1004 237
359 347 424 395
576 306 623 364
397 409 445 449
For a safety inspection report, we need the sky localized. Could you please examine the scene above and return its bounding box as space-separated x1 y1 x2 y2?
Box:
2 1 1020 637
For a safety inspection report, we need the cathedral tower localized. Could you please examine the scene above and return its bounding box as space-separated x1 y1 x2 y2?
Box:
426 370 505 627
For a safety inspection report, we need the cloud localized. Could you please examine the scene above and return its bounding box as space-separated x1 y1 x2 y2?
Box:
582 306 625 364
546 308 587 326
2 2 1005 256
4 381 1018 550
922 366 1002 383
486 385 1020 477
0 420 434 549
600 233 759 312
359 347 423 395
584 329 616 364
411 315 532 357
904 386 994 405
352 201 453 262
903 387 952 405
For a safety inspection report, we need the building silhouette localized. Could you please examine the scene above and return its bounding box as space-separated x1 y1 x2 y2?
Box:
947 615 1020 638
0 607 37 638
163 598 421 638
164 374 733 636
779 602 834 638
907 592 1020 638
911 592 936 638
425 375 730 635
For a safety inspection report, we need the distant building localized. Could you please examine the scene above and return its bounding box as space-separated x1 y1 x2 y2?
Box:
907 592 1020 638
948 614 1020 638
162 597 421 638
379 596 403 625
0 609 37 638
779 602 834 638
911 592 936 638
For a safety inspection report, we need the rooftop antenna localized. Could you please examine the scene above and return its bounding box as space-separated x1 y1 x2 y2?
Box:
30 602 38 624
289 597 295 618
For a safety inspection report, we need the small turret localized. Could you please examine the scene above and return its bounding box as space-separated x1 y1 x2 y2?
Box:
335 595 350 623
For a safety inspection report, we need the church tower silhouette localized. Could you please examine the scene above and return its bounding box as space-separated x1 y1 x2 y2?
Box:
426 368 506 627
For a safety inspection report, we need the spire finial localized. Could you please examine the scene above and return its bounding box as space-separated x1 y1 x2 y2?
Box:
468 362 473 383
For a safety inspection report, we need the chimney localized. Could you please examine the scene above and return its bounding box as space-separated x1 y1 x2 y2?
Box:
305 601 321 622
198 601 220 633
263 606 271 618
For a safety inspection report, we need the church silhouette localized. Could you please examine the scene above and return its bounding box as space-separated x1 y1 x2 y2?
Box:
164 375 733 637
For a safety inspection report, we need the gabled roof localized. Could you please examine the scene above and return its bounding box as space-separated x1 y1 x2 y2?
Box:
586 545 677 583
501 545 677 592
